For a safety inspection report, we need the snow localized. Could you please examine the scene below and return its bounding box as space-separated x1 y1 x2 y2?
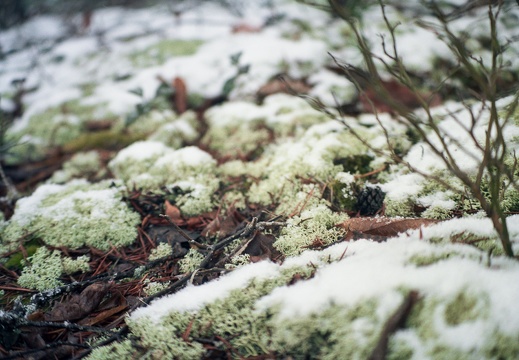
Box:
132 261 280 322
2 1 519 358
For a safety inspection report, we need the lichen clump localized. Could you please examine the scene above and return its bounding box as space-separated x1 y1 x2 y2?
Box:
1 179 140 252
17 247 90 291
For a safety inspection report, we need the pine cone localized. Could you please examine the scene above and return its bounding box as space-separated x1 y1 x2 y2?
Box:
356 186 385 216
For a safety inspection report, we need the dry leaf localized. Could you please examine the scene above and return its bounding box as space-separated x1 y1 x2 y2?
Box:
45 283 110 321
164 200 183 223
173 77 187 114
339 217 439 241
257 77 311 99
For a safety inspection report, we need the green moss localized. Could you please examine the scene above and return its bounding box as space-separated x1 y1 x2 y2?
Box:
147 110 198 149
62 255 90 275
17 247 90 291
334 154 374 175
444 290 489 326
274 203 348 256
129 39 204 67
385 197 416 217
50 150 103 184
483 332 519 359
387 337 414 360
17 247 64 291
5 99 115 164
421 205 452 220
149 243 173 261
178 249 205 273
270 299 385 360
87 339 135 360
2 180 140 252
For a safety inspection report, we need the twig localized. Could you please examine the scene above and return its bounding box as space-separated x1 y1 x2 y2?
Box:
369 290 420 360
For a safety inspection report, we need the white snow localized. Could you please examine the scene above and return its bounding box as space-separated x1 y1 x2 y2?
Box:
131 260 280 322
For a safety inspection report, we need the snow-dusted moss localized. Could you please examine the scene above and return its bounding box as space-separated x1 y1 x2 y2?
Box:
108 140 171 185
274 204 348 256
6 99 113 164
1 180 140 252
50 151 103 184
17 247 90 291
129 39 204 67
147 110 199 149
269 299 384 359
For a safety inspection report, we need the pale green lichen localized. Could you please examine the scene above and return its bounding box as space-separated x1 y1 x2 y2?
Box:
269 299 384 360
50 150 103 184
62 255 90 275
421 205 452 220
385 198 416 217
143 279 170 296
86 339 136 360
147 110 199 149
167 176 219 216
17 247 90 291
225 254 251 270
129 39 204 67
2 180 140 252
274 203 348 256
178 249 205 273
148 243 173 261
5 99 114 164
17 247 64 291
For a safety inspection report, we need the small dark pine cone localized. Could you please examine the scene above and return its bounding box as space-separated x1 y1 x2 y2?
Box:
356 186 385 216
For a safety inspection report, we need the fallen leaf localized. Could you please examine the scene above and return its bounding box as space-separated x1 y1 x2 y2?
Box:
231 23 262 33
257 77 311 100
164 200 183 223
45 283 110 321
339 217 439 241
173 77 187 114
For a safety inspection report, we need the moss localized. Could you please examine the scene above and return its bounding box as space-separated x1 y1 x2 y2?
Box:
87 339 135 360
143 280 170 296
334 154 374 175
17 247 64 291
2 180 140 252
149 243 173 261
178 249 205 273
50 150 103 184
444 290 489 326
62 255 90 275
269 299 385 360
421 205 452 220
129 39 204 67
274 203 348 256
62 130 145 153
147 110 198 149
385 198 416 217
387 337 415 360
5 99 114 164
483 332 519 359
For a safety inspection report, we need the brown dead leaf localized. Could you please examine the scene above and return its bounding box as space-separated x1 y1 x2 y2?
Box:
79 303 128 327
45 283 110 321
165 200 183 223
245 232 283 263
339 217 439 241
257 77 311 100
173 77 187 114
360 79 442 114
231 23 262 33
